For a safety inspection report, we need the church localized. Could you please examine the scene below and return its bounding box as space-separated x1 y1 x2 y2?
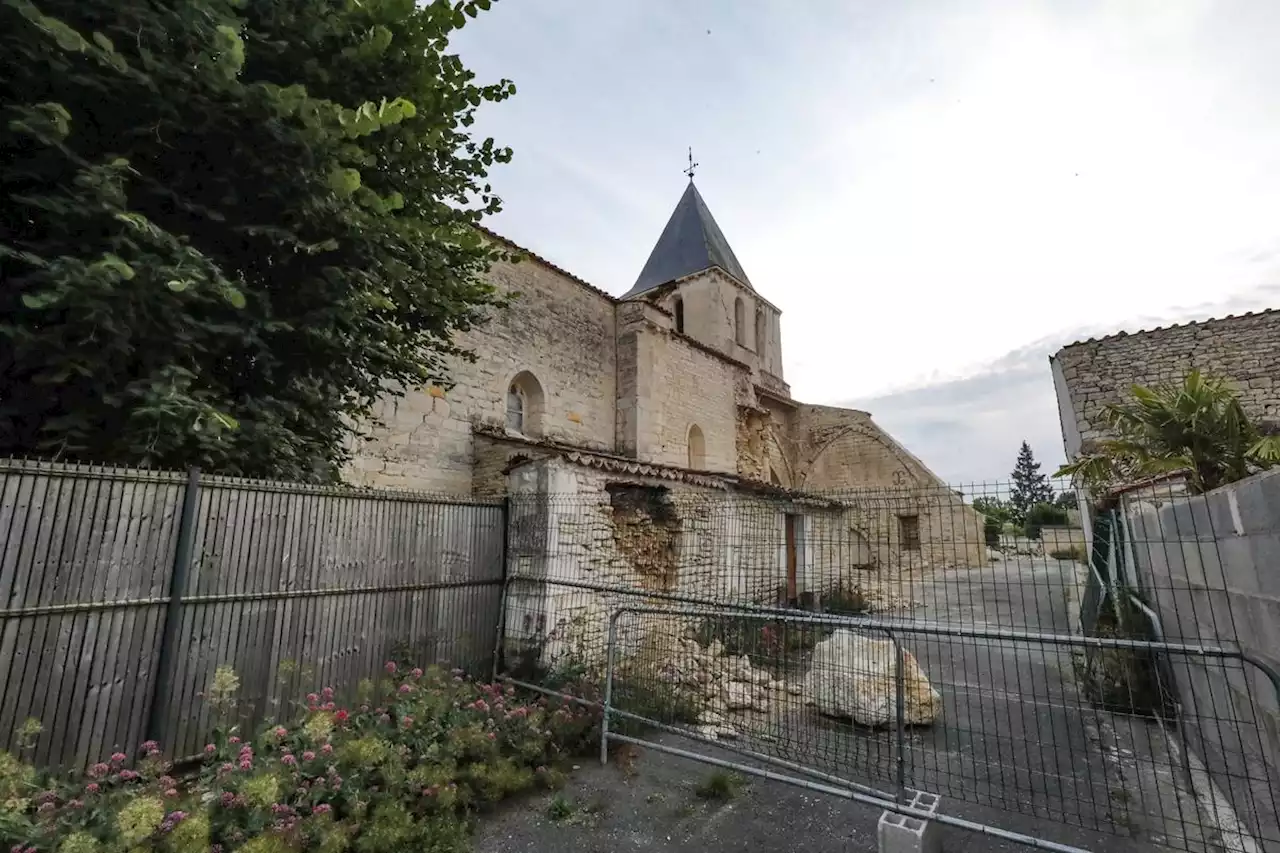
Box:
349 178 984 598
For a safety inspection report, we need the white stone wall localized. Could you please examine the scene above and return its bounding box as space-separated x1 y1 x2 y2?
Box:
501 458 866 670
641 333 740 473
348 254 618 492
664 270 784 384
1053 310 1280 456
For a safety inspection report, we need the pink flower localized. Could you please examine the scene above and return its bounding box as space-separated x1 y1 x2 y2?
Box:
119 770 139 781
204 744 216 754
410 668 423 679
401 716 414 728
321 743 333 755
84 782 100 795
398 684 413 694
140 740 159 752
219 762 234 774
321 686 335 699
334 709 349 724
88 762 109 778
165 788 179 798
313 803 332 815
110 752 127 763
67 799 84 809
306 693 319 703
384 661 397 674
302 750 316 761
321 701 335 711
423 785 440 797
146 748 161 758
273 726 287 738
37 802 54 814
238 759 252 771
281 754 297 766
487 732 497 741
229 736 241 745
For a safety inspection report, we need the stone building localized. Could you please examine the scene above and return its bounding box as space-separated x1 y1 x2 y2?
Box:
350 180 983 654
1051 309 1280 461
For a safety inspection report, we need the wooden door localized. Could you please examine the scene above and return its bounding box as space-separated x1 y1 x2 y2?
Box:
785 514 798 603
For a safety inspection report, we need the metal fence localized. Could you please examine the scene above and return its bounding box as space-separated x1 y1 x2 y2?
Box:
496 479 1280 853
0 458 504 770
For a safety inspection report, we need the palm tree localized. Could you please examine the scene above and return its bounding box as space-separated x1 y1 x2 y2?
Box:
1056 370 1280 494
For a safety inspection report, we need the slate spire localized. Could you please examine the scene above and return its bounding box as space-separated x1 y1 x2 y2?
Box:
622 182 752 299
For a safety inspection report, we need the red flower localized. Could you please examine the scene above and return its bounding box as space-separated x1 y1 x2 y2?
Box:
334 709 349 724
384 661 397 674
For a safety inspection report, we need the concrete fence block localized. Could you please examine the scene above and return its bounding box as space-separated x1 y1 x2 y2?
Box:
878 791 941 853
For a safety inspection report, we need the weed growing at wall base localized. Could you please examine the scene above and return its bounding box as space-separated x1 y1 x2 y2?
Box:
0 665 599 853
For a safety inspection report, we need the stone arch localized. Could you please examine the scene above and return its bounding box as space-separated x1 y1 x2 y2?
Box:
734 297 746 346
766 428 794 488
798 423 921 490
687 423 706 470
505 370 546 437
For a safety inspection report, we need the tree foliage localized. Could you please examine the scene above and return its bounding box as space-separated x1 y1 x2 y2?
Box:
1009 441 1053 523
1055 370 1280 495
1 0 514 480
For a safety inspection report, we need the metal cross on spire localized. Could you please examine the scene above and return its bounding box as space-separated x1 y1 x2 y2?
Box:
684 147 698 181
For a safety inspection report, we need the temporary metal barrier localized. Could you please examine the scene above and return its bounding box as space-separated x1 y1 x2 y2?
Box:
599 604 1280 852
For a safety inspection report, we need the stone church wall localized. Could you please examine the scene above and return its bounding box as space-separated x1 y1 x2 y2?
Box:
1052 310 1280 459
347 253 618 493
643 333 740 473
788 404 986 569
501 457 870 670
669 269 783 384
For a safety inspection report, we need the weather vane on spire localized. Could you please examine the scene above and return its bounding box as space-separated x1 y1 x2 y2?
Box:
684 147 698 181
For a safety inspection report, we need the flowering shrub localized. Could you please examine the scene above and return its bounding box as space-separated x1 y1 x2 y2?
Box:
0 665 600 853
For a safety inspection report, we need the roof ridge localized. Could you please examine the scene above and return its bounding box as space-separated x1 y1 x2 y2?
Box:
475 224 616 303
1060 306 1280 349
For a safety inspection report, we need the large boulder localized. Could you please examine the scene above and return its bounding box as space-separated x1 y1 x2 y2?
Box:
804 630 941 727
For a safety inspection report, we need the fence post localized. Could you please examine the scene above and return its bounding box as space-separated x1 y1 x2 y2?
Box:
145 466 201 744
491 495 511 682
894 630 906 804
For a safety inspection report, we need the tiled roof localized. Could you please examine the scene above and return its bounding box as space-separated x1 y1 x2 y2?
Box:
475 225 616 303
1060 308 1279 349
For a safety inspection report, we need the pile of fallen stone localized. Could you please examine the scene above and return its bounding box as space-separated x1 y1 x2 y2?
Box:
647 637 803 740
640 628 943 737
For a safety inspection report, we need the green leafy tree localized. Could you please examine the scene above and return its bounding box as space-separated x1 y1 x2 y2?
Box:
972 496 1014 525
1055 370 1280 494
1009 441 1053 524
1 0 513 480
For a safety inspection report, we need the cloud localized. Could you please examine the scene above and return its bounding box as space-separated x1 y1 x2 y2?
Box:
845 283 1280 485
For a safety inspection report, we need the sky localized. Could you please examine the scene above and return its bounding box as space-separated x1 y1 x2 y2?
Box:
451 0 1280 485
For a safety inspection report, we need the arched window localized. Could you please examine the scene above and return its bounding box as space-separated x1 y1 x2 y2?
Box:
755 310 766 353
687 424 706 470
734 298 746 346
673 297 685 334
505 371 545 436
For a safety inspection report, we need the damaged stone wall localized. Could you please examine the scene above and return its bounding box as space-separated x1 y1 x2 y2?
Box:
500 457 870 672
735 406 771 481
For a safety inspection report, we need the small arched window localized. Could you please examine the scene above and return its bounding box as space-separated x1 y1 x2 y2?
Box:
505 371 545 436
755 310 766 353
734 298 746 346
673 297 685 334
687 424 706 470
